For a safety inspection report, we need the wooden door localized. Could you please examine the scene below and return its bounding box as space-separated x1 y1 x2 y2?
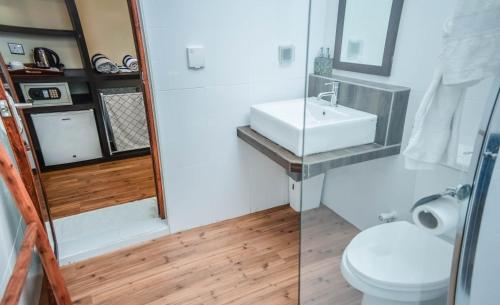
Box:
128 0 166 219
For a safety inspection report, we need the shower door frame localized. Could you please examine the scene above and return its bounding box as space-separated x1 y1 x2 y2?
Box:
448 84 500 305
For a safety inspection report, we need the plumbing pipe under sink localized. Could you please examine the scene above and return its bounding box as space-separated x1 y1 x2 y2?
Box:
289 174 325 212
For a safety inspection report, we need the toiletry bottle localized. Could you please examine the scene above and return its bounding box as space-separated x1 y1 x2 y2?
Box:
314 48 325 75
325 47 333 77
317 47 333 77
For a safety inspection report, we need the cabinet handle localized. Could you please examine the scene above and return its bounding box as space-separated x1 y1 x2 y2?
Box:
61 118 71 121
13 103 33 109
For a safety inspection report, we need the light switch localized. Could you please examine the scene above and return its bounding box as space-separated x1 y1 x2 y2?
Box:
186 46 205 69
279 45 295 66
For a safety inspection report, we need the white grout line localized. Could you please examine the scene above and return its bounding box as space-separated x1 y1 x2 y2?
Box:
385 93 396 146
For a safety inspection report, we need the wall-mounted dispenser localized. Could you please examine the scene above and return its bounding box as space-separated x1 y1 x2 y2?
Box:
186 46 205 69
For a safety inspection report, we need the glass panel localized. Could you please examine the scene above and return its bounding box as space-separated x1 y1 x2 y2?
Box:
455 85 500 305
300 1 500 305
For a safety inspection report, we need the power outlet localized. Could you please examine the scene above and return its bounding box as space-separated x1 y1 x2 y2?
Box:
8 43 25 55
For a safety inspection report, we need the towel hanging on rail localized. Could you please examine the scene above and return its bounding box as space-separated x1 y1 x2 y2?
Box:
404 0 500 170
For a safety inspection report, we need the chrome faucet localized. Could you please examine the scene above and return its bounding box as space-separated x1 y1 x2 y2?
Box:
317 81 340 107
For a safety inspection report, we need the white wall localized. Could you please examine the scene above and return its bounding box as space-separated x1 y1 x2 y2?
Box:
140 0 311 232
0 34 83 69
140 0 494 233
0 122 42 305
0 0 72 30
75 0 137 64
309 0 494 229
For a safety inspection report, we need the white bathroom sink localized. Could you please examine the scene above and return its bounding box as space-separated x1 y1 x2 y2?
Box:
250 98 377 156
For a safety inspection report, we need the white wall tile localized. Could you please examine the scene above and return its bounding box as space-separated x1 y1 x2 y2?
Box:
322 156 416 229
140 0 309 232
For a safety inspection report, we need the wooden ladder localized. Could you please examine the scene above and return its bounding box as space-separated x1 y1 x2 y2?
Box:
0 143 72 305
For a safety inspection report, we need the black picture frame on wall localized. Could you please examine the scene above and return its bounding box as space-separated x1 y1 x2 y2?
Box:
333 0 404 76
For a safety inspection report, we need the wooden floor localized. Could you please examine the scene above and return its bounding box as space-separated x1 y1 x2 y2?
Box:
41 156 156 219
300 206 362 305
61 205 361 305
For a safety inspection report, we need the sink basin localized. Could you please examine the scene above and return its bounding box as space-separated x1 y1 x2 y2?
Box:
250 98 377 156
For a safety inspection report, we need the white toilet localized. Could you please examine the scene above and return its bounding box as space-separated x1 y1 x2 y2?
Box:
341 221 454 305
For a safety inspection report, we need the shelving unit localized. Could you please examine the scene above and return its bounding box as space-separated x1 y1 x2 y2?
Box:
10 69 88 83
90 71 140 81
0 0 148 171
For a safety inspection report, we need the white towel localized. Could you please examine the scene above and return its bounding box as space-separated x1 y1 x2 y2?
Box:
404 0 500 169
123 55 139 72
92 53 119 74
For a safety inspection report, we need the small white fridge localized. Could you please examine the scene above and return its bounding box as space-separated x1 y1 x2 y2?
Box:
31 110 103 166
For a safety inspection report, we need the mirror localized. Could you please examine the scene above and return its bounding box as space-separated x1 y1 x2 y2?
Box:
333 0 404 76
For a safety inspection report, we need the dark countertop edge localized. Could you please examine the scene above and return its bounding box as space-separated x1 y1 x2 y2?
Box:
237 126 401 181
237 126 301 173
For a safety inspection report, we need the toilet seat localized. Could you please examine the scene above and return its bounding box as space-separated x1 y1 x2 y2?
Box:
342 221 454 302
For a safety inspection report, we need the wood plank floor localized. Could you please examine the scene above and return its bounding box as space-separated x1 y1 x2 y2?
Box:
60 205 361 305
300 206 362 305
41 156 156 219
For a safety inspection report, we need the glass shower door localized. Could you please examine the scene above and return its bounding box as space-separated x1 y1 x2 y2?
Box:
299 77 499 305
299 0 500 302
299 60 499 305
452 86 500 305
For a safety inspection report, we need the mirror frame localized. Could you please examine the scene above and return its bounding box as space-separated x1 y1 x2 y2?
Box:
333 0 404 76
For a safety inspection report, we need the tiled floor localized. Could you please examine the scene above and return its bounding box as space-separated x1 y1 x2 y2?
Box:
50 197 169 265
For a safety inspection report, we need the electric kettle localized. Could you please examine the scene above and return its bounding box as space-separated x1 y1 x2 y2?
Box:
33 48 61 69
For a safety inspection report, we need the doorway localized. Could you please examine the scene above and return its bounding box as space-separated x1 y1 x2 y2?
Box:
0 0 167 264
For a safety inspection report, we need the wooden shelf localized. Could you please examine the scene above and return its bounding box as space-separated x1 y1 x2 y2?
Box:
11 69 88 83
90 71 140 81
0 24 76 37
22 103 94 115
237 126 401 181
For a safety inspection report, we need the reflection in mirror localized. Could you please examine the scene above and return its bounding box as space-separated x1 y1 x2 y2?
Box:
334 0 404 76
340 0 392 66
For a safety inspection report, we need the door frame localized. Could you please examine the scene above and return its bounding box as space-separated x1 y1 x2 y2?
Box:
128 0 166 219
0 57 62 304
0 55 47 224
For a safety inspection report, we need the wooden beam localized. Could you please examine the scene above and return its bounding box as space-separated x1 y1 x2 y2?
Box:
0 224 37 305
1 50 57 305
0 144 72 305
128 0 166 219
